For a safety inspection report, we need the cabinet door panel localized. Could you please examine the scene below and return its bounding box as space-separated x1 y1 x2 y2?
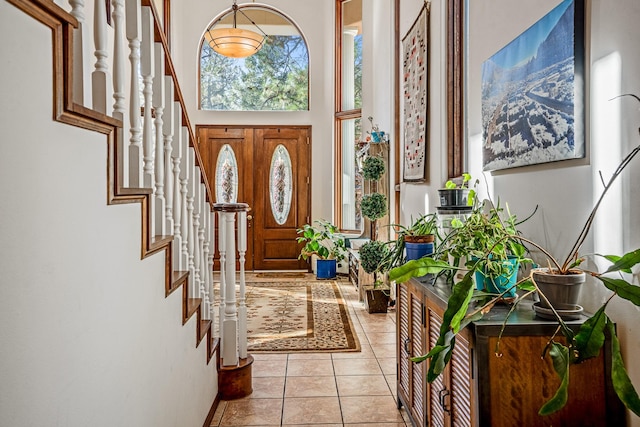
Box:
410 290 425 423
397 283 411 399
450 332 473 427
428 307 447 427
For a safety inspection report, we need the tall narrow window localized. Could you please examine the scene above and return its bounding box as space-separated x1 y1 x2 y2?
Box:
200 6 309 111
335 0 363 232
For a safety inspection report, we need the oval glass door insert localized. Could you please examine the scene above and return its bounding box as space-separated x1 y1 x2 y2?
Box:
215 144 238 203
269 145 292 225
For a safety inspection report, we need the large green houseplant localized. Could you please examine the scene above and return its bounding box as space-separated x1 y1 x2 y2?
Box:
390 97 640 417
297 219 347 279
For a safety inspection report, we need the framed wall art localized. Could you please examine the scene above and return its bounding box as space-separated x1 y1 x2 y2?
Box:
481 0 585 171
402 3 430 182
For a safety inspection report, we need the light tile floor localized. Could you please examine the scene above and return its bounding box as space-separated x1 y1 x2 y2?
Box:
211 278 410 426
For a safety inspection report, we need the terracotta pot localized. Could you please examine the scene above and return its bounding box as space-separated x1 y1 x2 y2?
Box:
532 268 585 309
404 234 435 244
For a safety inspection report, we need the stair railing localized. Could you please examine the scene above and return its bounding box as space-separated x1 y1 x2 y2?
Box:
62 0 217 326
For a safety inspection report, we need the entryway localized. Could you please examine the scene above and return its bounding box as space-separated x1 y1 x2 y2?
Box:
197 125 311 271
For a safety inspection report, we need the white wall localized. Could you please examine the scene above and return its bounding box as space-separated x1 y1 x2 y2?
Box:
0 3 217 426
400 0 640 424
399 0 449 223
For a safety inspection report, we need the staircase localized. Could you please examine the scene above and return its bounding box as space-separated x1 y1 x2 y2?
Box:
2 0 222 425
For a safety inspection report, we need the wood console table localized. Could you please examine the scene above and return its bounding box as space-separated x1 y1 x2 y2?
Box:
396 277 625 427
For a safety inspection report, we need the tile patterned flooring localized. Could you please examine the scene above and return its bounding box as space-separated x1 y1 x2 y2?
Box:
210 278 410 426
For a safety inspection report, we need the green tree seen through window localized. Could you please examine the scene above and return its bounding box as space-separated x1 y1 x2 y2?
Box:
200 35 309 111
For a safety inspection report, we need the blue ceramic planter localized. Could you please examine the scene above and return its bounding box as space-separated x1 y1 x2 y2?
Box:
316 259 337 279
473 256 519 298
405 242 434 261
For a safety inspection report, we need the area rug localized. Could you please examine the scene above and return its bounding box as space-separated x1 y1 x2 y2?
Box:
245 280 360 352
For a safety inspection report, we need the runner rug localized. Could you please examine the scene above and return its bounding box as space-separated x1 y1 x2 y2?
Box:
244 280 361 352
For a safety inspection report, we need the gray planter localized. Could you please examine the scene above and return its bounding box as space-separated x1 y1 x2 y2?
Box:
533 268 585 309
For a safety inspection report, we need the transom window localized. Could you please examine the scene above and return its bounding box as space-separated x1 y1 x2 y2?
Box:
199 5 309 111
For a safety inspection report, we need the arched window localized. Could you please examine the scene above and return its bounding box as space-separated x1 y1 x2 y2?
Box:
199 5 309 111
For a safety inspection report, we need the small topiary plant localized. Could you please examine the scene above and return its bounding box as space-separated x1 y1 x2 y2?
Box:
360 192 387 221
362 155 385 181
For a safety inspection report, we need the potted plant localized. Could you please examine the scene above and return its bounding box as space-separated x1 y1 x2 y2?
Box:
360 154 388 234
438 172 476 208
442 202 533 298
297 219 347 279
390 95 640 418
384 213 438 269
359 240 391 313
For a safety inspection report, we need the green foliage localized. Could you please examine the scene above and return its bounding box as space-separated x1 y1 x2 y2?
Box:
441 202 531 283
609 320 640 417
538 343 570 416
362 156 385 181
296 219 346 262
444 172 473 189
359 240 390 274
360 192 387 221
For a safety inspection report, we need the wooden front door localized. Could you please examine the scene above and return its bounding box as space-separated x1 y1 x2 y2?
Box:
197 125 311 271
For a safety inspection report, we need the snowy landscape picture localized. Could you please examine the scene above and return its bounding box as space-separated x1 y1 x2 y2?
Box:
481 0 584 171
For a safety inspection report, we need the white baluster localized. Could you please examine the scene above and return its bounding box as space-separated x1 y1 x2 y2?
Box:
92 0 110 113
139 7 154 189
180 128 191 271
186 149 196 297
171 104 184 271
111 0 126 118
153 43 166 237
208 210 216 322
199 185 211 319
238 209 248 359
111 0 127 189
202 193 212 320
69 0 86 105
192 167 202 300
217 210 227 353
125 0 142 188
163 77 175 234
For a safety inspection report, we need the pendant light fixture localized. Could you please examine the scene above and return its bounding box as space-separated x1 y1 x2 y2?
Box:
204 0 266 58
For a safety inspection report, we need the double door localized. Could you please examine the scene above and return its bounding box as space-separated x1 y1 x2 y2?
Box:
197 125 311 270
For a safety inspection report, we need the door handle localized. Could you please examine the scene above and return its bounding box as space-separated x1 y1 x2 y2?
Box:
247 214 253 221
438 388 451 413
404 338 411 355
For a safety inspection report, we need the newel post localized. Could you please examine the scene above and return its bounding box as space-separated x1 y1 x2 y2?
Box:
214 203 253 400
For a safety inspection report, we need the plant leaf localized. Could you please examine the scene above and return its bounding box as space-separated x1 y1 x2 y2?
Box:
573 306 607 363
388 257 454 283
539 342 570 416
608 321 640 417
450 274 474 333
597 254 632 273
518 279 536 292
603 248 640 274
410 344 449 364
427 332 455 383
598 277 640 306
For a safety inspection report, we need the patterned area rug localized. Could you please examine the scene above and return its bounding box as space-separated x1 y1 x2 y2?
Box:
245 280 360 352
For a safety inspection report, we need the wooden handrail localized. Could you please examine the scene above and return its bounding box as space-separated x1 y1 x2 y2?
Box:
142 0 214 209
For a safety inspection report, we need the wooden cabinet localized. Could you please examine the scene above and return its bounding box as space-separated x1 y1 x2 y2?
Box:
396 278 625 427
